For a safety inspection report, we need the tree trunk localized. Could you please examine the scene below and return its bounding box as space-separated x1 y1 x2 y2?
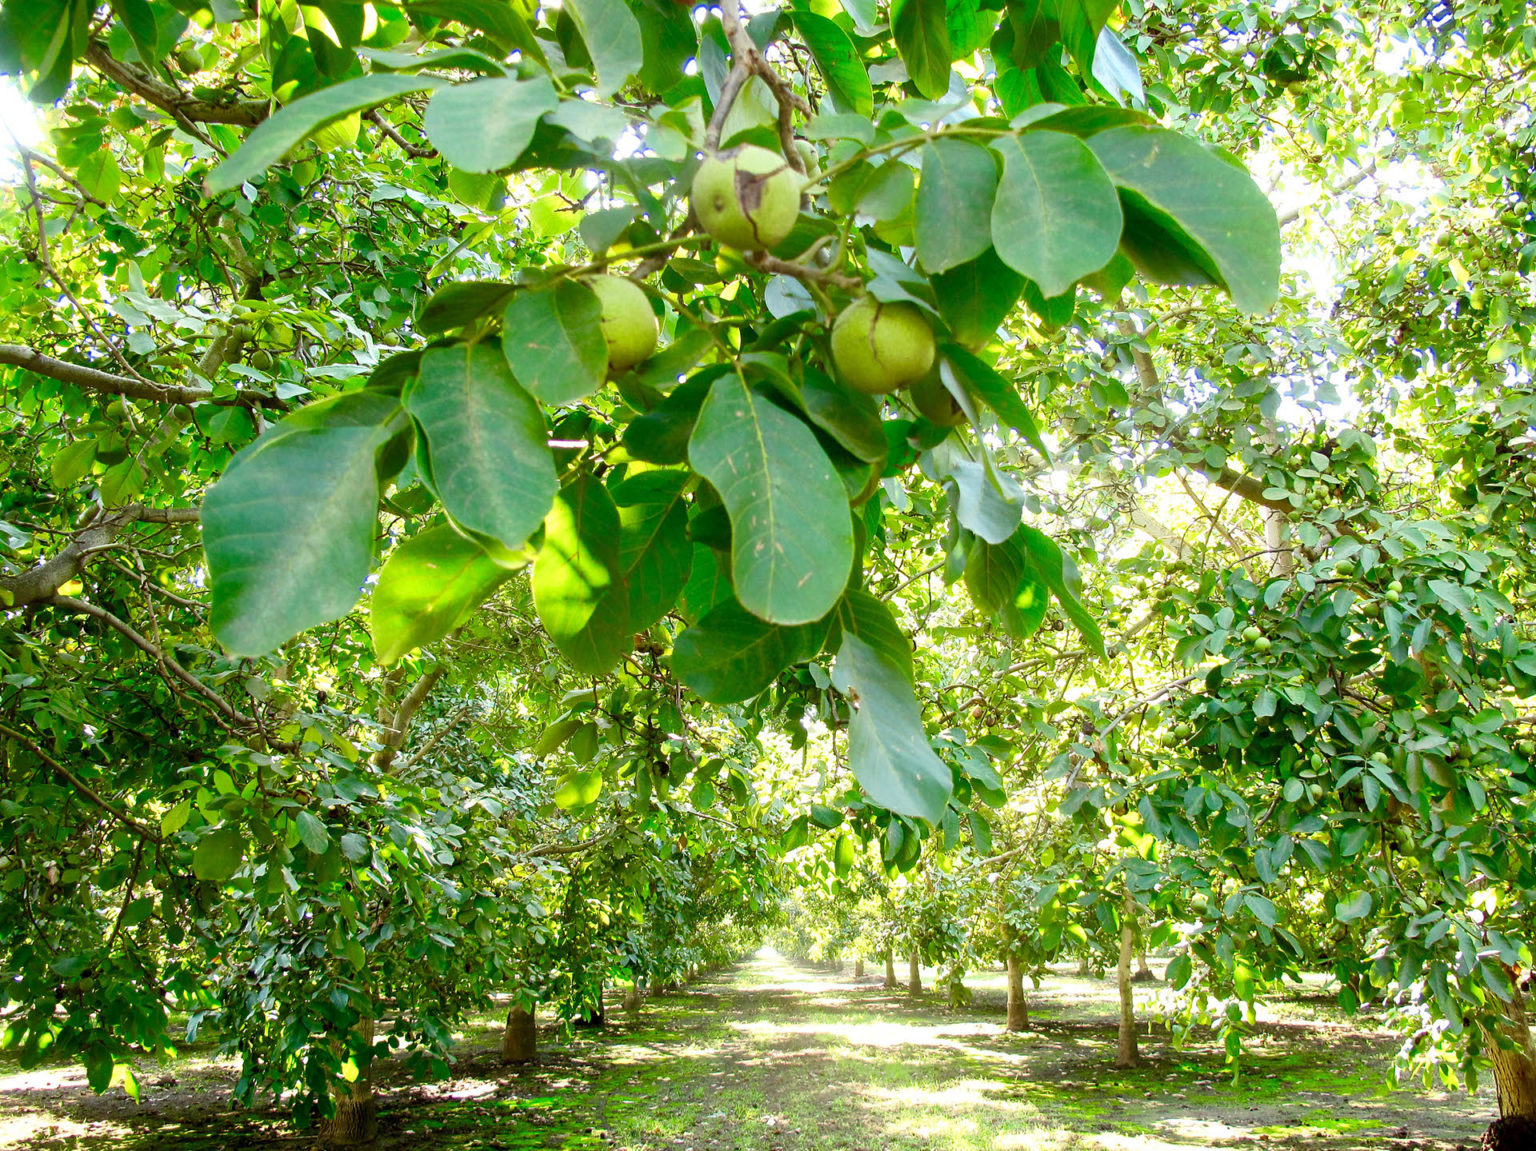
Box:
1485 977 1536 1119
884 950 898 989
1006 956 1029 1031
1133 948 1157 982
501 1005 536 1064
1115 890 1138 1069
623 981 643 1016
1077 955 1093 977
853 958 864 979
325 1016 377 1146
908 949 922 997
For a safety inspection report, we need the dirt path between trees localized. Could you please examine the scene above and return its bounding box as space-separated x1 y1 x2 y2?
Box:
0 950 1496 1150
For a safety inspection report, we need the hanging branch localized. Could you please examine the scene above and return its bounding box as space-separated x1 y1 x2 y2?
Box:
0 722 163 844
0 344 285 410
705 0 811 172
85 43 267 127
1 505 199 609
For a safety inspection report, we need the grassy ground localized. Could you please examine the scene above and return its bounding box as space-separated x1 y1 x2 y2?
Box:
0 951 1494 1150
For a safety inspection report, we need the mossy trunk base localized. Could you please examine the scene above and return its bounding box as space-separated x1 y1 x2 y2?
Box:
501 1006 536 1064
1484 1115 1536 1150
324 1092 378 1146
1006 957 1028 1031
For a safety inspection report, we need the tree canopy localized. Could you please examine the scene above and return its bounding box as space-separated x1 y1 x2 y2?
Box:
1 0 1533 1138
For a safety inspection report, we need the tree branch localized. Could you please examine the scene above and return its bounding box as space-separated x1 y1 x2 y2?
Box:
0 722 163 843
0 504 197 610
0 343 286 410
373 662 450 772
86 43 267 127
49 595 250 728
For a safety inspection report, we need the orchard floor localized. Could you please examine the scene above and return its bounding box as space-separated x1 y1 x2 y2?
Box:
0 950 1496 1151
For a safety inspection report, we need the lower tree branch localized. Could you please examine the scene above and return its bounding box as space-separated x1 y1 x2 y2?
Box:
86 43 267 127
0 344 286 410
1 505 198 610
0 721 163 843
49 595 249 729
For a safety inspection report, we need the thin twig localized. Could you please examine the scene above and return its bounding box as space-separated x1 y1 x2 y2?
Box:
0 722 163 843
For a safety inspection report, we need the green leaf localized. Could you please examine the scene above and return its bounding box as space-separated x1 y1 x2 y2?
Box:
671 597 828 703
160 797 191 837
553 768 604 809
793 11 873 117
502 281 608 406
1017 525 1104 656
49 439 95 488
423 75 558 173
932 250 1025 348
1335 890 1373 923
916 139 999 274
409 0 547 63
832 633 951 822
622 371 718 465
532 473 631 674
830 589 914 682
1245 893 1278 927
947 458 1022 544
565 0 644 97
204 391 404 656
406 343 557 551
963 531 1023 615
207 75 440 193
1087 125 1280 314
990 130 1122 298
192 825 246 882
833 831 856 876
614 470 693 632
1165 952 1192 989
688 372 853 625
940 345 1048 459
679 543 730 624
891 0 952 99
371 525 515 664
111 0 159 64
294 810 331 854
84 1045 113 1094
358 45 509 75
1005 0 1114 73
800 369 887 464
418 281 515 334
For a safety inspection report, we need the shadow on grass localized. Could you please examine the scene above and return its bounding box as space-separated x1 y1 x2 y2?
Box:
0 951 1491 1151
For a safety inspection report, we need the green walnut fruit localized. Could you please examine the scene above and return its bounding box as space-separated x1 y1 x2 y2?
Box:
1335 559 1356 577
1387 580 1404 593
584 274 658 371
830 297 936 395
248 349 275 372
909 371 966 426
691 145 802 251
1242 625 1262 642
1253 636 1273 652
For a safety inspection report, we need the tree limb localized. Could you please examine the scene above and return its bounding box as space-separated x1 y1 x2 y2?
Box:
49 595 249 728
0 343 286 410
0 721 163 843
86 43 267 127
373 663 449 772
0 505 198 610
